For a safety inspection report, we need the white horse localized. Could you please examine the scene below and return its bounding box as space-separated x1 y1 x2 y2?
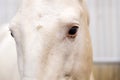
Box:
0 0 94 80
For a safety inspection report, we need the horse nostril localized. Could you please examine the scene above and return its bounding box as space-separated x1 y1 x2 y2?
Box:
67 26 79 38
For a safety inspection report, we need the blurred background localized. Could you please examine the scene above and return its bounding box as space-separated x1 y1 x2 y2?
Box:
0 0 120 80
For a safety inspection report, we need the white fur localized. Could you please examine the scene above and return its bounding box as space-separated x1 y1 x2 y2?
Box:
0 0 94 80
0 25 20 80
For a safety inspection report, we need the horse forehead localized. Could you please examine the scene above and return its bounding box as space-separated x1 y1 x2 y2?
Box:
11 0 81 29
20 3 81 17
14 6 80 27
20 0 81 16
22 0 80 7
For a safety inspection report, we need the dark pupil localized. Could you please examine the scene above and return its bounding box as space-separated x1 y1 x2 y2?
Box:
68 26 79 35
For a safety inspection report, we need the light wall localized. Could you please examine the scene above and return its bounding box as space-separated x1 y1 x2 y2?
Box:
0 0 20 24
87 0 120 62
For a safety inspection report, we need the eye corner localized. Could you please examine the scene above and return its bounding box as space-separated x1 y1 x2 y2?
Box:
9 28 14 38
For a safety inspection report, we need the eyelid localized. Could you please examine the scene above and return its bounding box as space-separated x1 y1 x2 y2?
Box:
67 21 80 28
67 23 80 31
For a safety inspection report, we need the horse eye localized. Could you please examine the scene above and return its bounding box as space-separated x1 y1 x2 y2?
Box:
11 32 14 37
67 26 79 38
